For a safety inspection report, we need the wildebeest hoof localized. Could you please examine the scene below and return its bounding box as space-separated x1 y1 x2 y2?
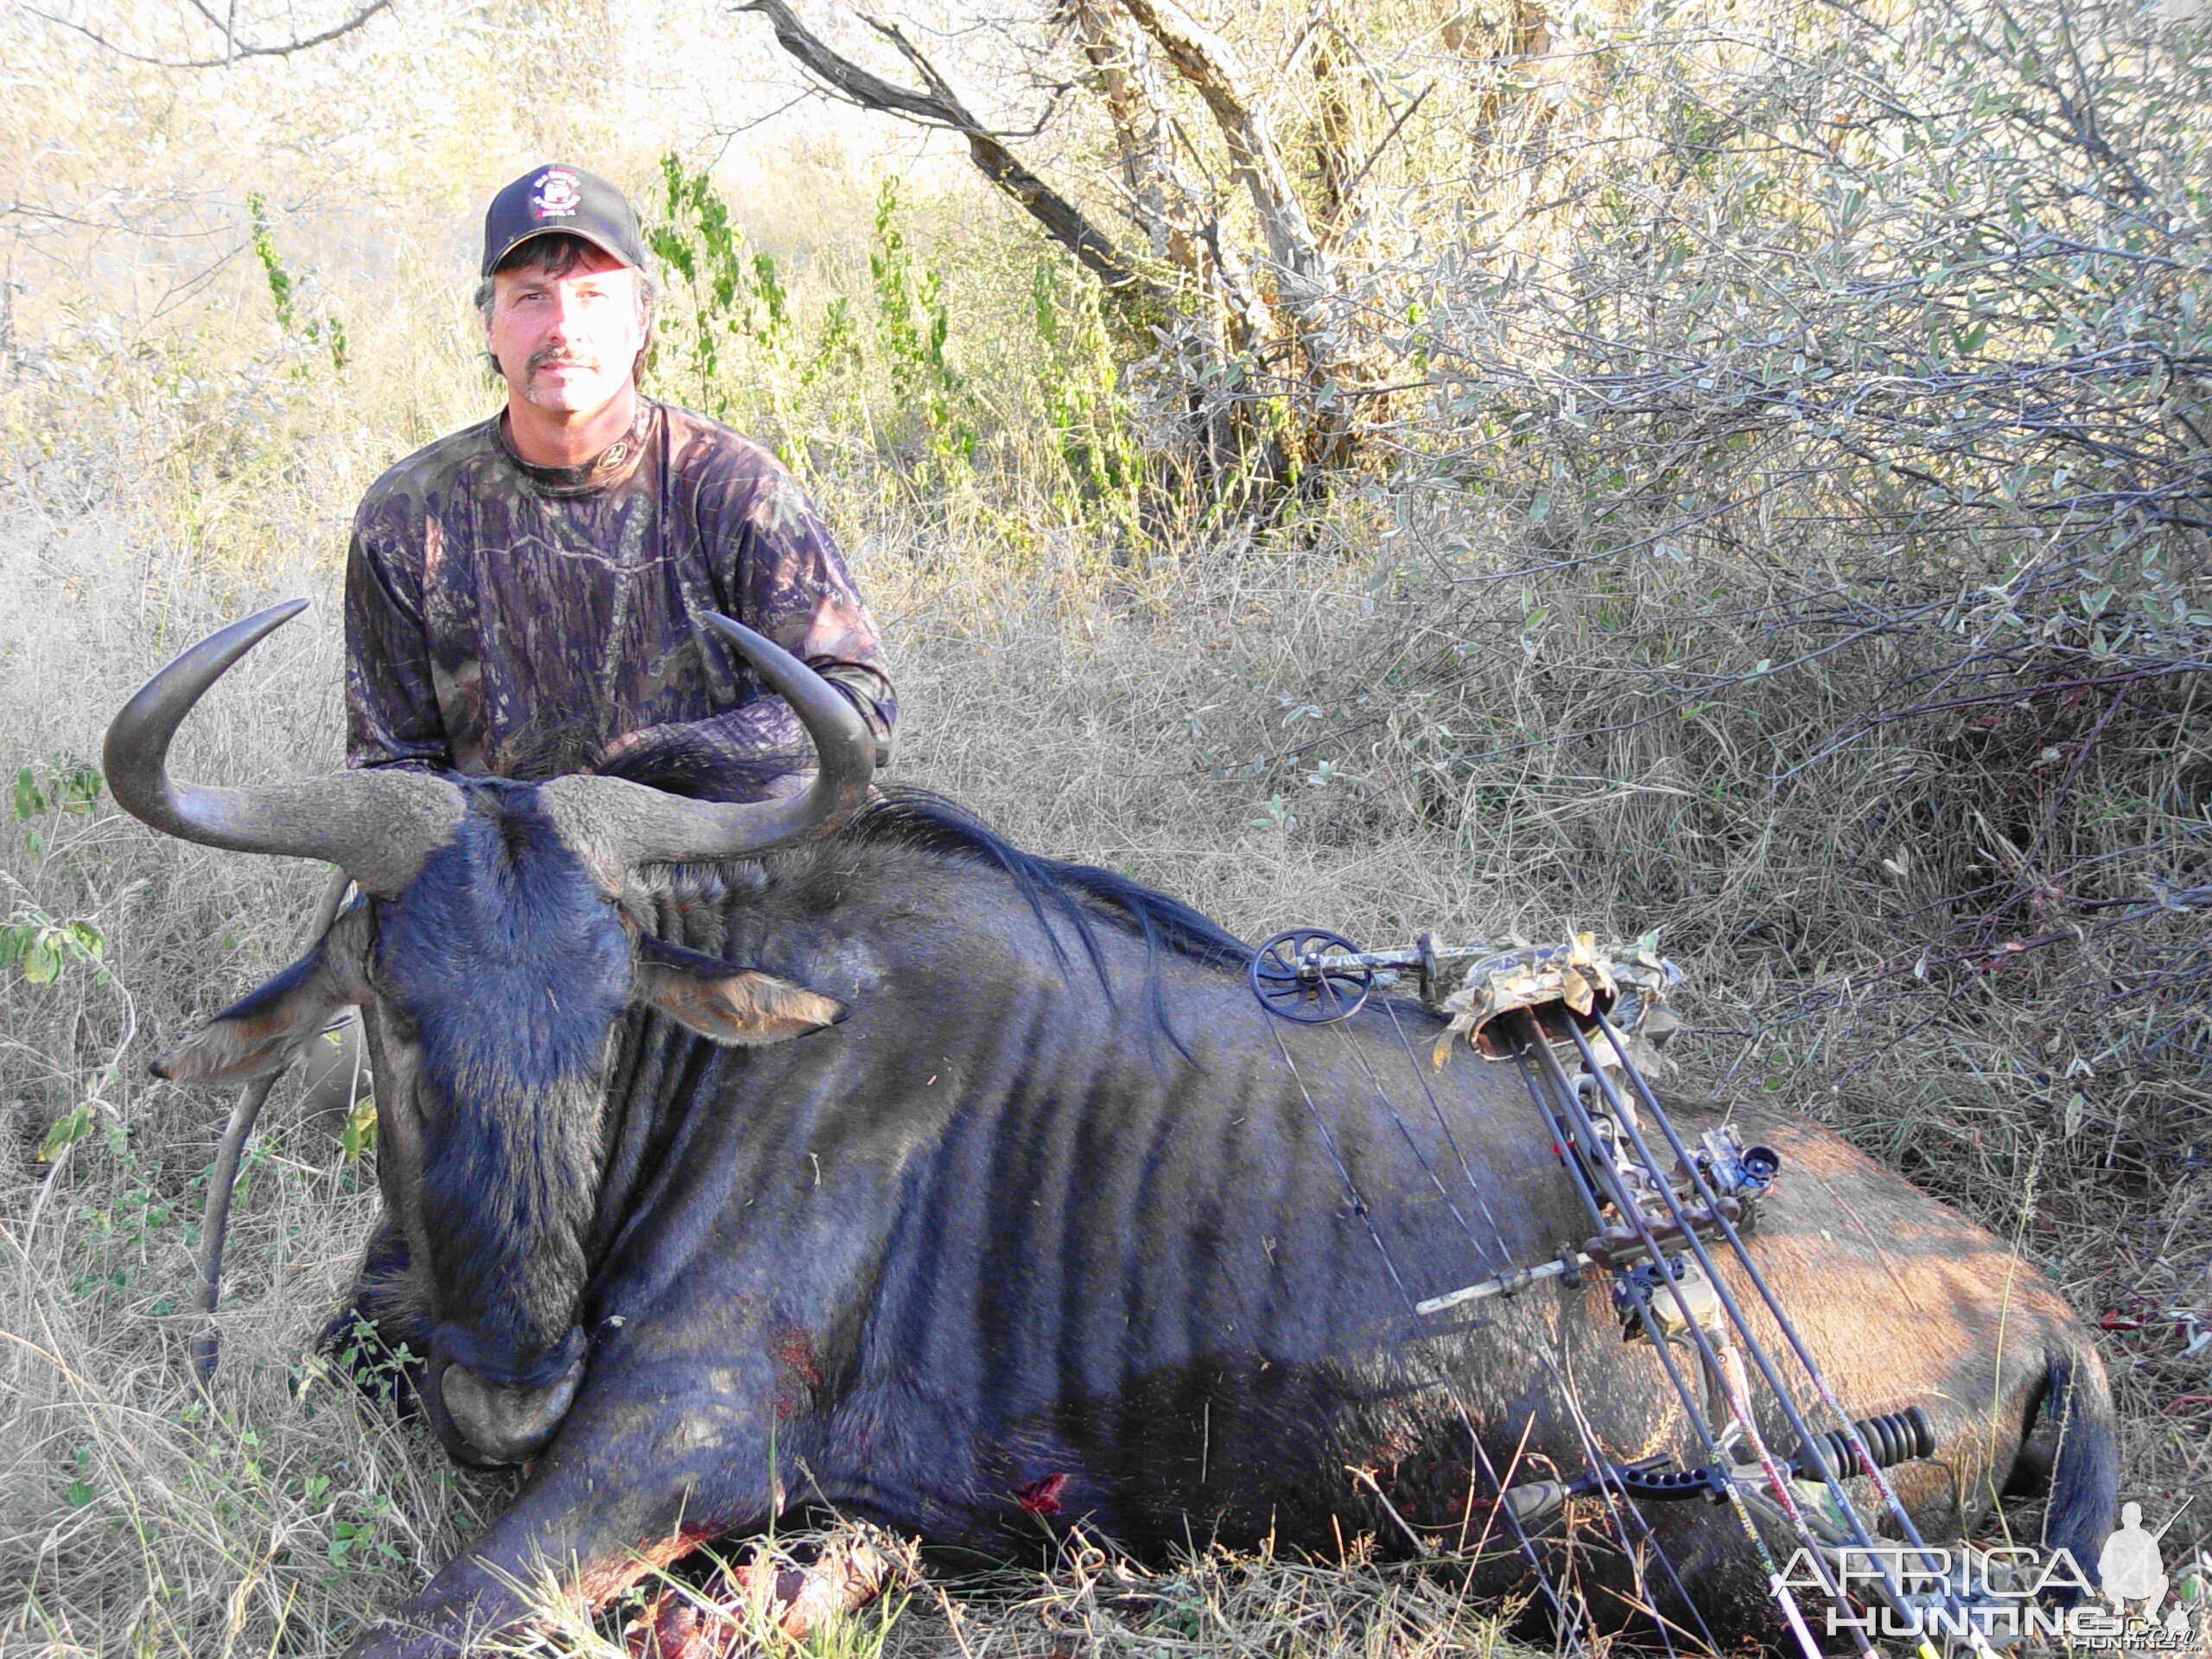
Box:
437 1352 583 1465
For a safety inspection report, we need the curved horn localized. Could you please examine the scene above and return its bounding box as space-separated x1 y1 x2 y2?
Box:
104 601 465 896
538 613 875 870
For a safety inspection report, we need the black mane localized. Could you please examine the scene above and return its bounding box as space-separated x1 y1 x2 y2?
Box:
597 739 1250 1044
836 790 1247 1052
842 788 1249 972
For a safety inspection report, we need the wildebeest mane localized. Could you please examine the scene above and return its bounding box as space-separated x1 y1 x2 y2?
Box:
840 788 1248 966
839 789 1248 1046
596 727 1249 1040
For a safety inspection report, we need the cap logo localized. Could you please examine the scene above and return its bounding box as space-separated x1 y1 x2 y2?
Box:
531 168 582 220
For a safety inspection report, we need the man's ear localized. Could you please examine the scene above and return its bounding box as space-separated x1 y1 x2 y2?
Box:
634 938 844 1047
153 907 372 1084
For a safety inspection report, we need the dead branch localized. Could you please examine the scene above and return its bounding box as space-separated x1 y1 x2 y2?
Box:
1331 81 1433 235
1109 0 1331 306
1310 25 1357 243
737 0 1157 300
1065 0 1270 354
27 0 393 69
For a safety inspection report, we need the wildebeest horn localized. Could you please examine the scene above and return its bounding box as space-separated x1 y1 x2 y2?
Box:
537 613 876 870
103 601 465 896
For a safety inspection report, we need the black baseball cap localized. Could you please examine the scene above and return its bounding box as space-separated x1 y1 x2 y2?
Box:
481 163 648 279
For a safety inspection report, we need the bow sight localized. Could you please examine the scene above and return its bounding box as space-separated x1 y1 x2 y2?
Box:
1249 927 2008 1659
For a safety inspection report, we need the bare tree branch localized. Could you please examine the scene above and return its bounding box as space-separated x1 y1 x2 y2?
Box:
737 0 1159 300
26 0 394 69
1065 0 1262 348
1109 0 1329 298
859 14 1070 142
1330 79 1433 236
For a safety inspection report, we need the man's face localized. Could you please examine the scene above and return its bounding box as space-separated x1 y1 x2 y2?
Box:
486 242 644 419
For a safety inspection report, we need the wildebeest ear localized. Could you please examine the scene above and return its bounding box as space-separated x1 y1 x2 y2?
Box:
634 937 844 1046
152 906 372 1083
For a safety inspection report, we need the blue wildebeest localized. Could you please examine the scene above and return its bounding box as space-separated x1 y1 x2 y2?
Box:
112 604 2115 1657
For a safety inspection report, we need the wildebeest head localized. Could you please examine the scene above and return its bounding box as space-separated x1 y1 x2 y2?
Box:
106 601 873 1465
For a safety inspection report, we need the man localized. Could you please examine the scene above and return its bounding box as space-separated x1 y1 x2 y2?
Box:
346 162 894 799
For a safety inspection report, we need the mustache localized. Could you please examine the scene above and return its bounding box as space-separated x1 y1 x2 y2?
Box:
527 347 600 372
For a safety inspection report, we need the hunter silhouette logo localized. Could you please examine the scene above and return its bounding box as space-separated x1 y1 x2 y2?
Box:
2102 1503 2169 1616
2101 1497 2203 1643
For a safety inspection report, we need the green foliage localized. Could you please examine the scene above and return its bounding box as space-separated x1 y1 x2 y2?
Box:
648 151 796 420
1032 260 1144 543
39 1098 99 1162
11 758 101 860
868 175 974 486
646 156 1088 520
340 1095 378 1161
245 191 347 373
246 191 298 334
802 295 862 389
3 912 105 991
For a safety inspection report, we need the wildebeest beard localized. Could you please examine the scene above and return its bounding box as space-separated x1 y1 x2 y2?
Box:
375 780 629 1386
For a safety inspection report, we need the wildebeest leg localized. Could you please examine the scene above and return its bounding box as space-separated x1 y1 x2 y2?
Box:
340 1456 731 1657
341 1481 896 1659
342 1332 817 1659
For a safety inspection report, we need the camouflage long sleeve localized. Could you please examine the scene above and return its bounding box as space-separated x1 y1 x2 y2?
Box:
343 400 895 800
346 512 452 773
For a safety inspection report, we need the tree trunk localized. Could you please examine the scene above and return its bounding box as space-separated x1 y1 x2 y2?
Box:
1064 0 1273 353
1311 24 1358 247
1109 0 1363 464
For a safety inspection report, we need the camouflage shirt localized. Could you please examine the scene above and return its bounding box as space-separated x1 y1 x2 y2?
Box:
346 398 895 800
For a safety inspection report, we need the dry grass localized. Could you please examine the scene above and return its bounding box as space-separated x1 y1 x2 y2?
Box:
9 441 2205 1655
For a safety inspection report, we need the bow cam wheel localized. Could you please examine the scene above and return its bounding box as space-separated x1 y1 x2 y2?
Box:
1249 928 1372 1025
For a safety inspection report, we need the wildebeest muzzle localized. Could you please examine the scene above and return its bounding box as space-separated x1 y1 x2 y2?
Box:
429 1324 588 1466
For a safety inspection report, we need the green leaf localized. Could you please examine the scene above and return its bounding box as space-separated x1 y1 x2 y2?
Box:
59 766 103 815
39 1103 95 1162
340 1099 378 1162
22 932 62 985
12 766 46 819
64 1481 92 1508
